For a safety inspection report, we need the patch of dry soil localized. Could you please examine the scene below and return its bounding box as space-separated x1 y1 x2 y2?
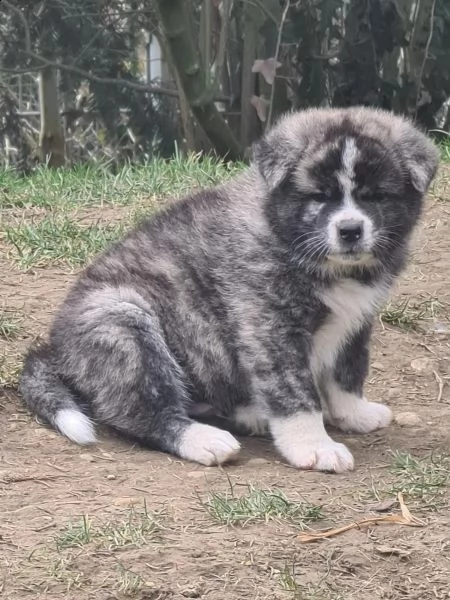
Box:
1 184 450 600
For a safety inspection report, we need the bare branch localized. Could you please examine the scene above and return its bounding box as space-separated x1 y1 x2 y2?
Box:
212 0 231 92
414 0 436 119
1 51 232 100
266 1 290 130
0 65 46 74
1 49 180 97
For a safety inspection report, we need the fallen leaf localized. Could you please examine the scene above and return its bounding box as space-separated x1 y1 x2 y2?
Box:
252 58 282 85
250 95 270 122
297 494 425 543
375 545 412 557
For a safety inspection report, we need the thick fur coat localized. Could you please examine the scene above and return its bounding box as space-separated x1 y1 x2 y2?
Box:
20 107 439 472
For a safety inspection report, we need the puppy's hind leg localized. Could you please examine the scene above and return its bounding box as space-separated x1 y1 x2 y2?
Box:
65 289 240 466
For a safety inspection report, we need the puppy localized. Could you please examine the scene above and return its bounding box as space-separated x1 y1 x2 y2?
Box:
20 107 439 472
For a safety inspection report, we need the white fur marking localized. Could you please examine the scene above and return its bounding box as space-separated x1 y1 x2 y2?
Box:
328 138 374 254
311 279 389 377
325 381 393 433
342 138 358 178
178 423 241 466
270 412 354 472
54 409 97 445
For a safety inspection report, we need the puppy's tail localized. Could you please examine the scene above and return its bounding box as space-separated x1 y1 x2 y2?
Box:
20 343 97 445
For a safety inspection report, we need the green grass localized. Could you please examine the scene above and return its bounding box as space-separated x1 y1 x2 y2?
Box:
55 504 161 552
0 155 244 209
0 351 22 388
99 505 161 550
48 555 83 590
0 309 24 340
55 515 93 551
381 297 443 330
27 505 161 595
0 155 244 269
438 136 450 163
4 216 124 269
279 564 343 599
203 485 324 528
115 564 144 595
387 451 450 506
429 140 450 202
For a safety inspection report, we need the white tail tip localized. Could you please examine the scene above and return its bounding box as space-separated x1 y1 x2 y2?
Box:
54 408 97 445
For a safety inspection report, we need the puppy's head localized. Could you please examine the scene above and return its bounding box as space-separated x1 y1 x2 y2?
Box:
253 108 439 274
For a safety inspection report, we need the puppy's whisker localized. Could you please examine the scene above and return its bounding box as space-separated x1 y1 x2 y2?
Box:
291 232 323 250
295 238 321 256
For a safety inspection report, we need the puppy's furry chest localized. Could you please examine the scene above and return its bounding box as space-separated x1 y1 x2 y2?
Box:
310 279 389 376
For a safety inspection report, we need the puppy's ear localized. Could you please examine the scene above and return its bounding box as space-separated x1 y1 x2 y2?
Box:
396 124 440 194
252 135 301 191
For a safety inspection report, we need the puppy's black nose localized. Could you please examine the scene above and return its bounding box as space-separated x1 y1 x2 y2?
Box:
338 221 363 243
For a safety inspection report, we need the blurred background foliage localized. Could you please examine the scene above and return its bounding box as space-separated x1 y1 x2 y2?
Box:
0 0 448 171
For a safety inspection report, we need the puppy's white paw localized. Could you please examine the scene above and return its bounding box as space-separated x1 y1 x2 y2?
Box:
324 383 393 433
270 412 354 473
284 439 354 473
178 423 240 466
332 400 393 434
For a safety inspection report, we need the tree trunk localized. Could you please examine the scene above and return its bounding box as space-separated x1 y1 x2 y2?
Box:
240 0 259 148
155 0 243 161
258 0 290 125
404 0 436 118
39 67 65 167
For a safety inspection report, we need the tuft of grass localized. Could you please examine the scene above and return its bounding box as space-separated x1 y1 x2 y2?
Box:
48 555 84 590
438 136 450 163
279 564 300 593
100 504 161 550
115 564 144 595
0 351 23 388
429 144 450 201
279 564 343 599
4 217 123 269
55 504 161 552
0 155 244 210
381 297 443 330
203 485 324 528
0 309 24 340
55 515 93 551
387 451 450 506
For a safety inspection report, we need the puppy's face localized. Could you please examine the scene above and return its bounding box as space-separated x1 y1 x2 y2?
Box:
255 109 439 275
291 134 411 270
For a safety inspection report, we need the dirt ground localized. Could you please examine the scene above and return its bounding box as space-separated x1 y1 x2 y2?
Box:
1 170 450 600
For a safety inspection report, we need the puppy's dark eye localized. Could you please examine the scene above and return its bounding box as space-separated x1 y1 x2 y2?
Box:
360 191 386 202
310 191 331 202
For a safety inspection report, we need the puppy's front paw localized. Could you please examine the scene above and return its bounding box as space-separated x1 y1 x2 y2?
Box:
333 400 392 434
281 438 354 473
178 423 241 466
270 412 355 473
